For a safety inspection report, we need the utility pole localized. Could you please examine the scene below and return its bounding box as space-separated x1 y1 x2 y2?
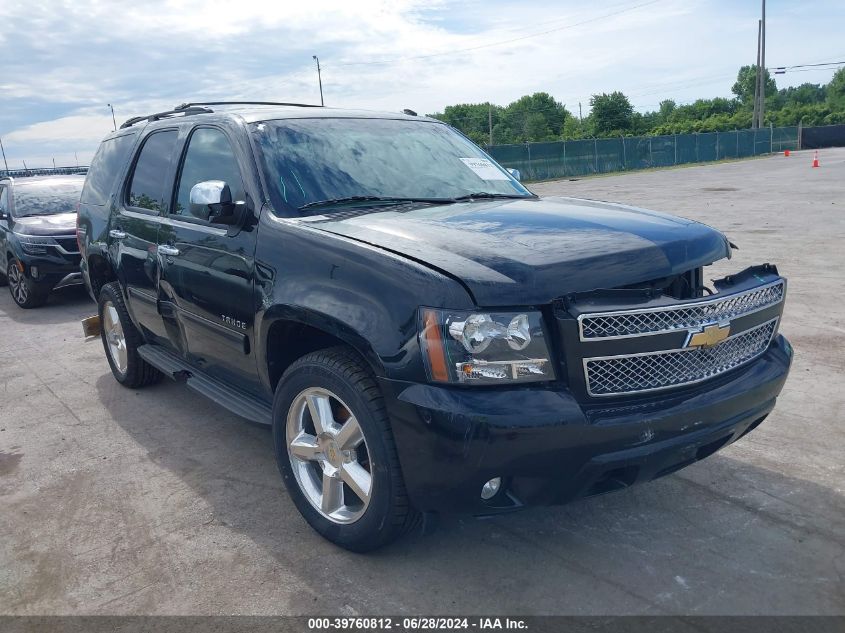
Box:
753 19 762 128
578 102 583 123
74 151 79 167
107 103 117 131
0 136 8 172
561 103 567 139
312 55 324 106
758 0 766 127
52 158 56 169
488 103 493 146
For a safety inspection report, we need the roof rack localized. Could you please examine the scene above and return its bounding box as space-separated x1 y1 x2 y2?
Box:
118 101 322 130
119 105 214 129
174 101 323 110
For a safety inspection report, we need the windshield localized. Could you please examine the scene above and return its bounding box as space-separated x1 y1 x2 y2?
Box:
250 118 531 213
13 180 83 217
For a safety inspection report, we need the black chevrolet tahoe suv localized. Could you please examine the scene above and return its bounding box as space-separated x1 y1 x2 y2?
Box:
78 102 792 551
0 175 84 308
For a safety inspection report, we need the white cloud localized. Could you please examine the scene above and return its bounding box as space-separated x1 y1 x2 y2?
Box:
6 113 114 146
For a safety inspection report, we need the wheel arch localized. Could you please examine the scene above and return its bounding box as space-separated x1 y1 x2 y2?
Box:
261 306 386 392
85 252 118 299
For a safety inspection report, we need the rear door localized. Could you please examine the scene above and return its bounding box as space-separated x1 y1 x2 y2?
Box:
156 125 260 393
112 129 179 347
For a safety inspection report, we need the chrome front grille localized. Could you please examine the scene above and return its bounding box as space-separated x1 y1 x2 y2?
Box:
578 280 785 341
584 318 778 397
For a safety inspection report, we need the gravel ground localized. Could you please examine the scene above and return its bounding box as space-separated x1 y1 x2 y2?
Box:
1 148 843 615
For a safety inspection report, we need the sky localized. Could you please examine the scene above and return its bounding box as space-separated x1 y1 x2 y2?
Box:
1 0 843 168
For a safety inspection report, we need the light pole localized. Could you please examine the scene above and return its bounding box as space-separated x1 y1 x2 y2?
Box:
312 55 324 106
759 0 766 127
107 103 117 131
0 136 9 172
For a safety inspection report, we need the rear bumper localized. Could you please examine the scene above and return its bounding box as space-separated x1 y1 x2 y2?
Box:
379 335 792 514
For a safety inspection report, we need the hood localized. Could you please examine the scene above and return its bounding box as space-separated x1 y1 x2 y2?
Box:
12 213 77 236
305 196 730 306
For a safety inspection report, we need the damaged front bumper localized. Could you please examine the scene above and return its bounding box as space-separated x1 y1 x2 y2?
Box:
380 336 791 514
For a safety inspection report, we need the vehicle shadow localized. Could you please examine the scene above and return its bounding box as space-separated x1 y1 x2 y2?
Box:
97 373 845 615
0 284 92 324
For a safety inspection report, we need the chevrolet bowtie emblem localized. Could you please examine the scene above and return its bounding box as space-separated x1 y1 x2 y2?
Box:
686 322 731 348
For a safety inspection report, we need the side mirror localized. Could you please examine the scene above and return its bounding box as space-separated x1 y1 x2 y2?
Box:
507 168 521 182
189 180 240 224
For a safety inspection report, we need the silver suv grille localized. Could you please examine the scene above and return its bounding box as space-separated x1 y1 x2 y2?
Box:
584 318 778 397
579 280 784 340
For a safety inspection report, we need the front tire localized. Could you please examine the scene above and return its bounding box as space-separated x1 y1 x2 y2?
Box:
7 259 49 308
273 347 419 551
98 282 161 388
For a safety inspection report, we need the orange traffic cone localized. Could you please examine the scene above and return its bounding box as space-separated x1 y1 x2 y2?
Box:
784 149 790 157
812 151 820 168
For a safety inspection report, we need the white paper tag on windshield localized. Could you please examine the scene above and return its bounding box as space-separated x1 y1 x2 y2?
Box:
459 157 510 180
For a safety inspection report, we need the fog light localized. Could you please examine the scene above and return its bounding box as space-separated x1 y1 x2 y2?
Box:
30 266 39 279
481 477 502 500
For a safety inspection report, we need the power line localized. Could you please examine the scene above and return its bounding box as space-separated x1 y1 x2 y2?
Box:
774 60 845 70
771 61 844 75
327 0 663 67
774 65 845 75
769 52 845 67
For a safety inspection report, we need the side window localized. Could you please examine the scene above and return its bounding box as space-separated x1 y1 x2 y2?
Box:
127 130 179 213
173 128 245 217
81 133 137 206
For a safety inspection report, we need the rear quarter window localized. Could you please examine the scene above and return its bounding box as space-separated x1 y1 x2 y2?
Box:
80 132 137 206
126 130 179 213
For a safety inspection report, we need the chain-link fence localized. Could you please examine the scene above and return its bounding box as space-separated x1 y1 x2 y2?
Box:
486 126 799 181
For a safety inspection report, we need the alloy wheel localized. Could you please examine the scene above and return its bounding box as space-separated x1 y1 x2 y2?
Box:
286 387 373 524
101 300 128 374
8 262 28 305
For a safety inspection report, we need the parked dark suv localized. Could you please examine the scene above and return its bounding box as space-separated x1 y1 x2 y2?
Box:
0 174 85 308
78 102 792 551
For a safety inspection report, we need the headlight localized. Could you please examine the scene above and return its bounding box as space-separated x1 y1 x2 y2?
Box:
16 234 56 255
419 308 555 384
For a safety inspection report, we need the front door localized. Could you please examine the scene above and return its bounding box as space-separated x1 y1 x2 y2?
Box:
156 126 259 394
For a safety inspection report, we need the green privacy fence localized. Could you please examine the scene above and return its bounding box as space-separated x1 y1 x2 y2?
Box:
486 126 799 181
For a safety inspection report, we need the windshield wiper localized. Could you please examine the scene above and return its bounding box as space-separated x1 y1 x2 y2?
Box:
298 196 446 211
298 192 535 212
451 192 535 201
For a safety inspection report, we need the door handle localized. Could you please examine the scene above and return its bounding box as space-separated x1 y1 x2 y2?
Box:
158 244 180 257
109 229 127 240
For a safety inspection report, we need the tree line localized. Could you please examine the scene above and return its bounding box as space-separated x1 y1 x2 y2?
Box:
429 66 845 146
